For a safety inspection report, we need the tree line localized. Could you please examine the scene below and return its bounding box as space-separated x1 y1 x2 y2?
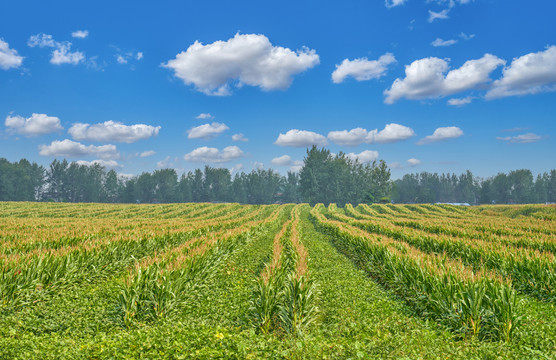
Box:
0 147 554 205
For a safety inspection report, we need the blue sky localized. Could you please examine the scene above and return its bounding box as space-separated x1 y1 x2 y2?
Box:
0 0 555 179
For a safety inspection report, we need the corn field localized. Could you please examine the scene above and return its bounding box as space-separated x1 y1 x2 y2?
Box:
0 202 555 359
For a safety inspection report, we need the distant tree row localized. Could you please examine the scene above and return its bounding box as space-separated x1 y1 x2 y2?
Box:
392 169 556 204
0 149 554 205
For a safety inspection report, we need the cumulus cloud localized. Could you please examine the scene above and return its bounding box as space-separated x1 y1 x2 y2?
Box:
28 33 85 65
69 121 161 143
496 133 543 144
385 0 407 8
139 150 156 157
39 139 119 159
366 123 416 144
447 96 473 106
428 9 450 22
71 30 89 39
0 39 24 70
328 124 415 146
332 53 396 83
346 150 379 163
162 33 320 95
196 113 214 119
275 129 327 147
431 38 457 47
5 113 63 136
184 146 244 163
136 52 143 60
417 126 463 144
116 55 127 64
75 159 121 168
486 46 556 99
187 122 229 139
407 158 422 166
232 133 248 142
327 128 368 146
384 54 505 103
388 162 403 169
114 49 143 65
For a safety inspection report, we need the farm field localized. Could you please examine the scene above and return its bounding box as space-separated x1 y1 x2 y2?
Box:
1 202 555 359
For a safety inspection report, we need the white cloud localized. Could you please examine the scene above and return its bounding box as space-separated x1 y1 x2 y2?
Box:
388 162 403 169
486 46 556 99
252 161 264 170
385 0 407 7
157 156 172 168
196 113 214 119
327 124 415 146
116 55 127 64
417 126 463 144
71 30 89 39
346 150 379 163
275 129 327 147
366 123 416 144
447 96 473 106
0 39 24 70
431 38 458 47
496 133 542 144
332 53 396 83
69 120 161 143
187 122 229 139
232 133 248 142
39 139 119 159
184 146 244 163
428 9 450 22
407 158 421 166
162 33 320 95
230 163 244 173
27 33 56 48
28 33 85 65
460 32 475 41
136 52 143 60
75 159 121 168
139 150 156 157
5 113 63 136
327 128 368 146
384 54 505 103
271 155 292 166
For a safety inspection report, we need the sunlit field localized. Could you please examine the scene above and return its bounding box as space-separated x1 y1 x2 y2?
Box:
1 202 555 359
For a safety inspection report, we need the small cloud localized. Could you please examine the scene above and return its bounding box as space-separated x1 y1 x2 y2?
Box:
187 122 229 140
388 162 403 169
136 52 143 60
428 9 450 23
332 53 396 83
139 150 156 157
28 33 85 65
230 163 244 173
407 158 421 167
69 121 161 143
496 133 543 144
5 113 63 136
460 32 475 41
0 39 24 70
447 96 473 106
431 38 458 47
157 156 173 168
71 30 89 39
232 133 248 142
417 126 463 145
196 113 214 119
184 146 244 163
76 159 121 169
252 161 264 170
275 129 327 147
346 150 379 163
116 55 127 64
39 139 119 159
385 0 407 8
